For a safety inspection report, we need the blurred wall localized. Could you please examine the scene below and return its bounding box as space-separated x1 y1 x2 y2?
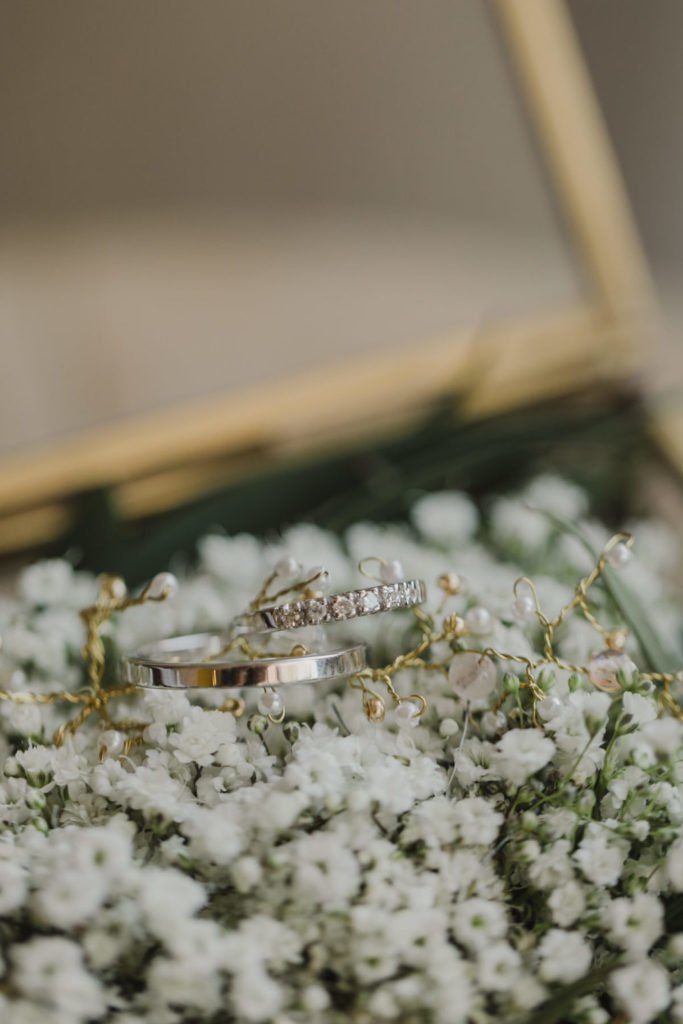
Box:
0 0 559 234
0 1 586 457
1 1 679 270
572 0 683 271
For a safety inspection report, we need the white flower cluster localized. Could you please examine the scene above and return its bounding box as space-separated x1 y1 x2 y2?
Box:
0 476 682 1024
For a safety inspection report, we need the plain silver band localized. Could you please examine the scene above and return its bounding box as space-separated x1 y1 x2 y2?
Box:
233 579 426 634
121 633 367 690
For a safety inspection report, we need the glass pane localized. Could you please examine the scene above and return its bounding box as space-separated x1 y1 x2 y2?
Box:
0 0 583 456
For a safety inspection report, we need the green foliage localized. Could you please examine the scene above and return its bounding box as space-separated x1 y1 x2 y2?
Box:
65 392 650 585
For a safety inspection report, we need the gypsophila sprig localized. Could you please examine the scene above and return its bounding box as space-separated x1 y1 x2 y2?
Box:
0 476 682 1024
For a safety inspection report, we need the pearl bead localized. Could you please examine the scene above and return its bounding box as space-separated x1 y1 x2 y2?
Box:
537 695 563 722
395 700 420 727
275 556 301 581
380 559 405 584
607 542 631 569
98 729 125 759
148 572 179 600
257 690 284 718
605 628 627 652
364 696 385 723
439 717 460 738
444 614 466 638
513 594 536 622
308 566 330 591
438 572 462 596
465 606 492 636
106 576 128 602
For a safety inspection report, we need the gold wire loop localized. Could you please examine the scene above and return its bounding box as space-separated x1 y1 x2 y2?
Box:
358 556 390 583
398 693 428 718
218 697 246 718
513 576 546 624
267 705 286 726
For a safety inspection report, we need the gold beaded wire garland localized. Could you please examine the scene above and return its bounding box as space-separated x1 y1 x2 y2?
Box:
0 574 185 750
350 532 683 725
0 532 680 752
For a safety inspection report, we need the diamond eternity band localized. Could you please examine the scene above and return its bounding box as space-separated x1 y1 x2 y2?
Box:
233 579 426 634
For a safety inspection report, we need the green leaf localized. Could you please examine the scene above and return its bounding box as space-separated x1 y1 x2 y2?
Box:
665 893 683 934
541 511 679 675
523 961 618 1024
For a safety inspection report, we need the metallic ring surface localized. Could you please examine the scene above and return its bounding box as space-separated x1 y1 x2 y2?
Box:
121 633 367 690
234 579 426 634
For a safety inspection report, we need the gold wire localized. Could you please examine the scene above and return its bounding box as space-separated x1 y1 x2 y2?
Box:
358 556 390 584
350 531 682 723
248 565 328 613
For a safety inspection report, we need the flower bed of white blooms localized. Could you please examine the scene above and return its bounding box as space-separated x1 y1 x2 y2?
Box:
1 476 683 1024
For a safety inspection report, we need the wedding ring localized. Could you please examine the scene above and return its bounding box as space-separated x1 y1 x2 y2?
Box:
121 634 367 689
232 579 426 634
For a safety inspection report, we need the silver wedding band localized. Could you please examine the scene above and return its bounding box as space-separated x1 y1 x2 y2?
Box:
122 633 367 690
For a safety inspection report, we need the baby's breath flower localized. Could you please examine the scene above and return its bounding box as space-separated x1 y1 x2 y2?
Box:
0 481 681 1024
493 728 555 786
452 898 507 951
548 879 586 927
537 928 592 982
477 941 522 992
610 959 670 1024
604 893 664 956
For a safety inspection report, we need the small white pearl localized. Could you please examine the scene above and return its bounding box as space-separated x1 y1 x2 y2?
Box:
148 572 179 600
606 543 631 569
537 695 563 722
465 606 492 636
257 690 284 718
395 700 420 727
275 556 301 581
380 559 405 584
513 594 536 622
108 577 128 601
439 717 460 738
99 729 125 759
308 566 330 591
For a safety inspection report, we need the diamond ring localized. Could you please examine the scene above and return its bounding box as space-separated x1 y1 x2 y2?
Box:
231 579 426 634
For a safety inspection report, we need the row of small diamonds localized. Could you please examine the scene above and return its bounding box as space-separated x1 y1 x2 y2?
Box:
271 581 423 629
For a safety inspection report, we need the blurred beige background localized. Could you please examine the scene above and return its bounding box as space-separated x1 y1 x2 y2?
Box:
0 1 583 457
571 0 683 396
